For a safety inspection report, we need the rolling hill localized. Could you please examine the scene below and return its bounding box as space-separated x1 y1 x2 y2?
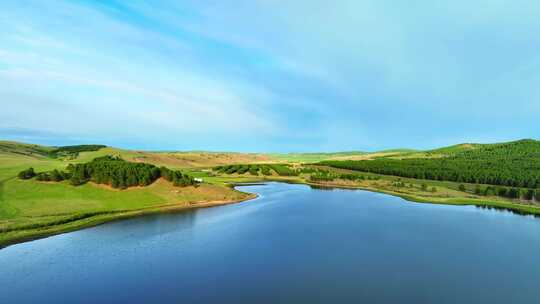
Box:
320 139 540 188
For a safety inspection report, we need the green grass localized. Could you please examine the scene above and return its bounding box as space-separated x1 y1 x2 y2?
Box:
2 179 164 218
0 140 54 158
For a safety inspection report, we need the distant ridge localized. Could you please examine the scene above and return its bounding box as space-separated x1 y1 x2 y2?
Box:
1 138 538 160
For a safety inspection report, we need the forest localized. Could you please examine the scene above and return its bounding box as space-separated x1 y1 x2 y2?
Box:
320 139 540 189
18 155 195 189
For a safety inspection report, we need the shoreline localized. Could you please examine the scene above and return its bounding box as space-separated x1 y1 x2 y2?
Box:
256 177 540 216
4 178 540 249
303 180 540 216
0 189 258 250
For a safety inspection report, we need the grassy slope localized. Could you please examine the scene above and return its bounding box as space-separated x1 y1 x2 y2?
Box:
0 143 254 247
268 151 365 163
134 151 274 169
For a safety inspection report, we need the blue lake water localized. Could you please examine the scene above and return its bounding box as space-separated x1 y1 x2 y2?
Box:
1 182 540 303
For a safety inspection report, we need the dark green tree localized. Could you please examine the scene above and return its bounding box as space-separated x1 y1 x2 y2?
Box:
18 168 36 179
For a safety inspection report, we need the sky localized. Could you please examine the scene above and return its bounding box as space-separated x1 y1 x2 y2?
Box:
1 1 540 152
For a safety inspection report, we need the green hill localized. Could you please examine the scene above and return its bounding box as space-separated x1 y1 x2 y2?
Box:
268 151 366 163
320 139 540 188
0 141 256 247
0 141 53 158
425 143 480 155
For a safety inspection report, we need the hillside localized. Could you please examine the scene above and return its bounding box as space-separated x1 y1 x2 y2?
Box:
320 139 540 188
0 141 368 168
0 141 257 247
0 141 53 158
425 143 480 155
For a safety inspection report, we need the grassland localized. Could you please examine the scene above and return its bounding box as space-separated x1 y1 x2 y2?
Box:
2 139 540 248
267 151 365 163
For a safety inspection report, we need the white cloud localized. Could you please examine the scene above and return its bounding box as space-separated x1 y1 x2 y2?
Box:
0 1 282 145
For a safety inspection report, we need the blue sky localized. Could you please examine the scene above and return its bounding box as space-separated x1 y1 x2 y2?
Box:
1 1 539 152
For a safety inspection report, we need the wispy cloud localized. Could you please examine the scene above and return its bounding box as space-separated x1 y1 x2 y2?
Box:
1 0 539 151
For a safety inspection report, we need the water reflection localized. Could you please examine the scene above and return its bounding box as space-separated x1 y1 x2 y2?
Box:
2 182 540 304
475 204 540 218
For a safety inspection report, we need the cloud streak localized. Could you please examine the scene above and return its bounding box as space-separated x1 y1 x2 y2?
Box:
1 0 539 151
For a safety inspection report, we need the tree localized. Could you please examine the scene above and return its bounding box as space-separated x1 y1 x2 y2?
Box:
474 185 483 195
18 168 36 179
524 189 535 201
50 169 64 182
459 184 466 192
484 186 495 196
35 172 50 181
508 188 520 199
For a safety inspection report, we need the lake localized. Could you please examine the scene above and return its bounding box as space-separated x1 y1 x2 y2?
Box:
1 182 540 303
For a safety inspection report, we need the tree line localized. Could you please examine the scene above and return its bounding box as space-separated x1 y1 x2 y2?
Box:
320 140 540 189
214 164 298 176
309 170 380 183
463 184 540 202
18 155 195 189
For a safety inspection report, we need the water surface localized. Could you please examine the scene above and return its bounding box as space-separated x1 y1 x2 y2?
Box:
1 182 540 303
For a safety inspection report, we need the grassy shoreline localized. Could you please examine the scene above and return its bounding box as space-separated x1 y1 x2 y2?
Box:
3 176 540 249
229 175 540 216
303 180 540 215
0 190 257 249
